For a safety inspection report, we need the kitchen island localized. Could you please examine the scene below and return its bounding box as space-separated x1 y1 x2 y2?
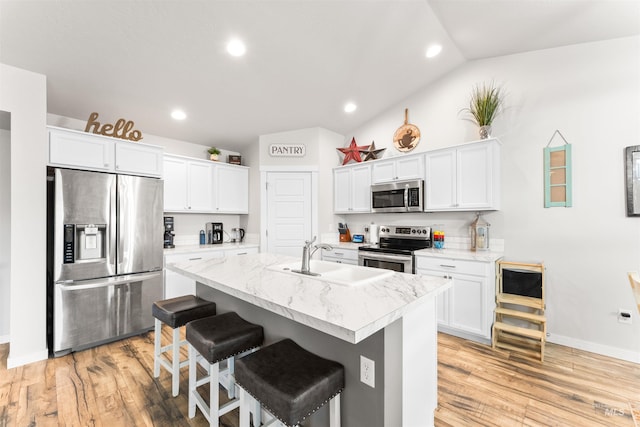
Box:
167 252 451 427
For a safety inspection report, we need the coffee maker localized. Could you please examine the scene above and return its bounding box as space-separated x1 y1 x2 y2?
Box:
206 222 223 244
164 216 175 248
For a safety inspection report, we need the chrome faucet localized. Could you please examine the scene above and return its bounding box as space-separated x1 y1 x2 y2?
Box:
297 236 333 275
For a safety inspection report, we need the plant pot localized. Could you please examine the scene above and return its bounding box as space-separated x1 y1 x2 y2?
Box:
479 125 492 139
210 154 219 161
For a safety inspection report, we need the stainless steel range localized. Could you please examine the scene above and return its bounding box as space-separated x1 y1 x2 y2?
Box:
358 225 432 274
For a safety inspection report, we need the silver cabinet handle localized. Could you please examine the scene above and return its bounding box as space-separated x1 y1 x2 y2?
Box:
439 264 456 269
235 252 248 256
188 257 202 261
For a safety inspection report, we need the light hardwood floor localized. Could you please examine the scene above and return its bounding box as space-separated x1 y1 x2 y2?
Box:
1 330 638 427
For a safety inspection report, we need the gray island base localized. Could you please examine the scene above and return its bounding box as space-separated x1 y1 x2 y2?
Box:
167 253 451 427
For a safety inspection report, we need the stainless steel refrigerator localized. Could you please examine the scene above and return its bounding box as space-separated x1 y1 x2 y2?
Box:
47 168 164 357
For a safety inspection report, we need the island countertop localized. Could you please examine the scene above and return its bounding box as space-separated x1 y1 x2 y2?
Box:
167 252 451 344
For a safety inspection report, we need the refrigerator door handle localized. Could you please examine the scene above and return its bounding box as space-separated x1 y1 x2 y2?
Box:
57 272 162 291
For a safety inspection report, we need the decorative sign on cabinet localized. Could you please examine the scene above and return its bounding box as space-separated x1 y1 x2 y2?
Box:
48 126 163 177
424 139 501 211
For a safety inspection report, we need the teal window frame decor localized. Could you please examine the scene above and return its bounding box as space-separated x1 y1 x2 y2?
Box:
544 142 572 208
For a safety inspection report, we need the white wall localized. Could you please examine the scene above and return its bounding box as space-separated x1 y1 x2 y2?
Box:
0 126 10 342
0 63 48 368
346 36 640 361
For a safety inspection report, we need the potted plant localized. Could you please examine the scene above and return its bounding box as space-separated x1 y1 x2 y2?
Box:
207 147 221 161
460 81 504 139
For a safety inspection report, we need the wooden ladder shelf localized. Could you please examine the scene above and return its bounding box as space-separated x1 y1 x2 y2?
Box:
492 261 546 361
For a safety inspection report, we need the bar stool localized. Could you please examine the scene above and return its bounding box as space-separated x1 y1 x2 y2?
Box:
152 295 217 396
186 311 264 427
235 338 345 427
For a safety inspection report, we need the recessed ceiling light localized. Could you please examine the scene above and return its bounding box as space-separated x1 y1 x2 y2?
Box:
171 110 187 120
227 39 246 57
426 44 442 58
344 102 357 113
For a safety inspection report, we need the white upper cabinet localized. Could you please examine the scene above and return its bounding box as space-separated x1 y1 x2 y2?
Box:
213 163 249 214
334 163 371 214
163 155 214 212
425 139 501 211
49 127 114 172
48 126 163 177
163 154 248 214
114 141 163 177
371 155 424 184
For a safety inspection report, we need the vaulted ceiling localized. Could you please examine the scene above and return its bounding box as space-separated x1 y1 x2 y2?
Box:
1 1 638 148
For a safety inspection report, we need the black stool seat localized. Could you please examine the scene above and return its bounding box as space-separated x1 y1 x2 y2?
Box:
186 312 264 364
152 295 217 328
235 339 345 427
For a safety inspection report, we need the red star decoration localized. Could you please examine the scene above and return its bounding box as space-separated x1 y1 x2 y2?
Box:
337 137 369 165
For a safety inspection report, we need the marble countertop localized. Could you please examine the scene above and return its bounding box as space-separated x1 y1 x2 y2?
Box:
167 252 451 344
164 242 259 256
415 247 504 263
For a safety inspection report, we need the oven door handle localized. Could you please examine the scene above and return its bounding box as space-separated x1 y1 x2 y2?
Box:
359 252 412 262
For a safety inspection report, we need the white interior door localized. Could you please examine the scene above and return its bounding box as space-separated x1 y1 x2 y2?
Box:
266 172 312 256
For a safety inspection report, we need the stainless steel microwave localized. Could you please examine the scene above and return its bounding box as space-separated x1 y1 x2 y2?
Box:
371 179 424 213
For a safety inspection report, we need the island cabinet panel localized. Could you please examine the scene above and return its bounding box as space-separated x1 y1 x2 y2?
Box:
416 255 497 344
48 126 163 177
371 155 424 184
424 138 501 211
333 163 371 213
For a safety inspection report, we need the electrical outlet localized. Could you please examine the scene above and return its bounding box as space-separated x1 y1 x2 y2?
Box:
360 355 375 388
618 309 632 324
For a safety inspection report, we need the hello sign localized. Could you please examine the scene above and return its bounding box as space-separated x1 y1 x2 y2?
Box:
84 112 143 142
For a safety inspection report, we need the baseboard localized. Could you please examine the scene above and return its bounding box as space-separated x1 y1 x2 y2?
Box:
0 334 9 344
6 349 49 369
547 333 640 364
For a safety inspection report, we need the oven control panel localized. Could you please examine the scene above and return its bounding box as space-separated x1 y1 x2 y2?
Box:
379 225 432 239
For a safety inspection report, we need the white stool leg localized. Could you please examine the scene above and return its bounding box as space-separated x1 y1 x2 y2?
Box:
153 318 161 377
227 357 235 399
171 326 181 396
188 344 197 418
329 393 341 427
209 361 220 427
239 387 251 427
252 395 261 427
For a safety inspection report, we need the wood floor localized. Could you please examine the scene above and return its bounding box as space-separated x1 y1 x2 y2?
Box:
1 330 638 427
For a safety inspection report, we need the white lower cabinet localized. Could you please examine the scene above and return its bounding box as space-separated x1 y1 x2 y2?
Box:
164 247 258 298
416 255 498 343
321 247 358 265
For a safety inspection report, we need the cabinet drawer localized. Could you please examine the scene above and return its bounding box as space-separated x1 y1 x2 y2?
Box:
322 248 358 261
165 250 225 264
415 256 488 276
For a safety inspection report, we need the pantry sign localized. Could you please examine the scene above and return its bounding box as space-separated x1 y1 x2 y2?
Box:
269 144 306 157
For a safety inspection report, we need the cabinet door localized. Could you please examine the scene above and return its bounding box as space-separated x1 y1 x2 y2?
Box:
115 141 163 177
350 165 371 212
371 160 396 183
396 156 424 181
333 168 352 213
456 142 495 210
436 292 448 325
164 251 225 298
449 273 487 338
214 164 249 213
163 156 189 211
49 129 114 172
425 150 456 210
188 161 214 212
